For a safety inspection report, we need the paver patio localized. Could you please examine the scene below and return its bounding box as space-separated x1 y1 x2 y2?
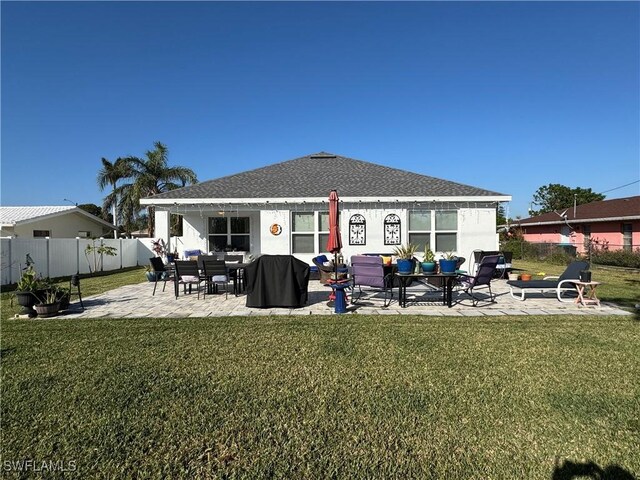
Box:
61 278 632 318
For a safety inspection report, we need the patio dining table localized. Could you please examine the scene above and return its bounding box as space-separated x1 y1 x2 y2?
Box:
395 272 459 308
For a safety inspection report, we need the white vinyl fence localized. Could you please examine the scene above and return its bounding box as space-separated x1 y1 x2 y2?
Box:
1 237 148 285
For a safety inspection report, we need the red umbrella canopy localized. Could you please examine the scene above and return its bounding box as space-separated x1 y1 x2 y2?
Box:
326 190 342 254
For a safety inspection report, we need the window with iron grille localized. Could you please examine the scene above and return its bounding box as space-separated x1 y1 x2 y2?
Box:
349 214 366 245
384 214 401 245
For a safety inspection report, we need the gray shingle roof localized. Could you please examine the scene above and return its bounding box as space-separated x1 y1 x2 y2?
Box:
146 152 507 201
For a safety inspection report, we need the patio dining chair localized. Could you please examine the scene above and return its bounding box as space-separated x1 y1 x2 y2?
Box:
201 258 230 299
225 254 245 293
173 260 204 299
149 257 173 296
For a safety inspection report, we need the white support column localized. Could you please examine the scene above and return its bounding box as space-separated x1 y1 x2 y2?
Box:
155 210 171 251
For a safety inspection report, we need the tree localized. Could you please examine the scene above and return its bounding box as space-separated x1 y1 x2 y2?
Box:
77 203 104 219
109 142 197 237
530 184 605 216
84 239 117 274
97 157 133 237
496 204 508 226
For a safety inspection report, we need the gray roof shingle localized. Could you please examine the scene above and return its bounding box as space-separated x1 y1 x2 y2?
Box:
146 152 508 201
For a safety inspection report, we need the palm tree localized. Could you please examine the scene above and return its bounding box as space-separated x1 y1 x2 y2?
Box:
97 157 132 238
119 142 197 237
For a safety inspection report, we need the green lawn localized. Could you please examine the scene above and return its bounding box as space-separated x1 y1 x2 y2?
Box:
1 315 638 478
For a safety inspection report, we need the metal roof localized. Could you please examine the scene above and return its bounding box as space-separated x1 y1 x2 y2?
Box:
0 206 115 229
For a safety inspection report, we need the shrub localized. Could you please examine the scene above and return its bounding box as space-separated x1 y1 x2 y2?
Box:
591 248 640 269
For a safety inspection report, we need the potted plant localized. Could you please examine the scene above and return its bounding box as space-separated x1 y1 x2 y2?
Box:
34 288 60 318
144 264 166 282
166 248 179 263
439 252 458 274
421 246 436 273
12 265 47 317
56 286 71 311
151 238 168 261
393 243 419 274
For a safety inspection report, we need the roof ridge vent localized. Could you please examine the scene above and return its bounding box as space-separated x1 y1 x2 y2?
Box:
309 153 337 159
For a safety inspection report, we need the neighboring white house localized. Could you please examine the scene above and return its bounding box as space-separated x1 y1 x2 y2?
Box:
141 152 512 264
0 206 116 238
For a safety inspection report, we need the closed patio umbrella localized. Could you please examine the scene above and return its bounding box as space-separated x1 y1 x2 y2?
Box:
326 189 343 280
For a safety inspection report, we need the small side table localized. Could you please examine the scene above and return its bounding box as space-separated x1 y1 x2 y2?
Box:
571 281 601 306
326 281 351 314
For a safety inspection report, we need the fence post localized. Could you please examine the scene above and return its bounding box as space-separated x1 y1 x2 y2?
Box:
100 237 104 272
8 238 13 284
76 237 80 274
45 236 50 278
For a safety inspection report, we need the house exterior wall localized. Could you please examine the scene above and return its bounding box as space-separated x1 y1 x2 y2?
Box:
522 220 640 253
4 213 112 238
158 204 500 265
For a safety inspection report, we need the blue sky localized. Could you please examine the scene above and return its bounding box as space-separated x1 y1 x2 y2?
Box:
2 1 638 218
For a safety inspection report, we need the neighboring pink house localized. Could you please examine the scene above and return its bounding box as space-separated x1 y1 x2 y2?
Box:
514 196 640 254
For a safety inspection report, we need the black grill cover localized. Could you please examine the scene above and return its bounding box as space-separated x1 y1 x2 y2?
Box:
244 255 310 308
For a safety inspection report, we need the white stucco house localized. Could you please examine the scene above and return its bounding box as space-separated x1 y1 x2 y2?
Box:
0 206 116 238
141 152 512 265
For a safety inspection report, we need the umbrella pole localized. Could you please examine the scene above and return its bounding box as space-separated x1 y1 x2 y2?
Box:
334 252 338 281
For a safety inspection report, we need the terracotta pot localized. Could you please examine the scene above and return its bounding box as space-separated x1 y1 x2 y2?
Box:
520 273 532 281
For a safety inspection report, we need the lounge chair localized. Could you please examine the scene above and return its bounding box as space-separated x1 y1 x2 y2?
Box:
457 255 500 306
507 261 589 301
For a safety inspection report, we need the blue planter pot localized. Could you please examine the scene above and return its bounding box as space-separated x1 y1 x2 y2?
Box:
421 262 436 273
397 259 413 274
439 259 457 274
146 272 165 282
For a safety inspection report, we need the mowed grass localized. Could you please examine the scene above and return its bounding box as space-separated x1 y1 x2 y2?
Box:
1 315 638 478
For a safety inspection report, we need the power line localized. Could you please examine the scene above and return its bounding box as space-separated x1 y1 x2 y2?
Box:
598 180 640 195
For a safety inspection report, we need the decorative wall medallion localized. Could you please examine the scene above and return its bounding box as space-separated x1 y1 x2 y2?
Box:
270 223 282 236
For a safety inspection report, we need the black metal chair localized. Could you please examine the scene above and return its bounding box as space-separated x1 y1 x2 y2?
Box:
224 254 245 293
173 260 204 299
201 258 230 299
70 274 84 310
149 257 173 296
